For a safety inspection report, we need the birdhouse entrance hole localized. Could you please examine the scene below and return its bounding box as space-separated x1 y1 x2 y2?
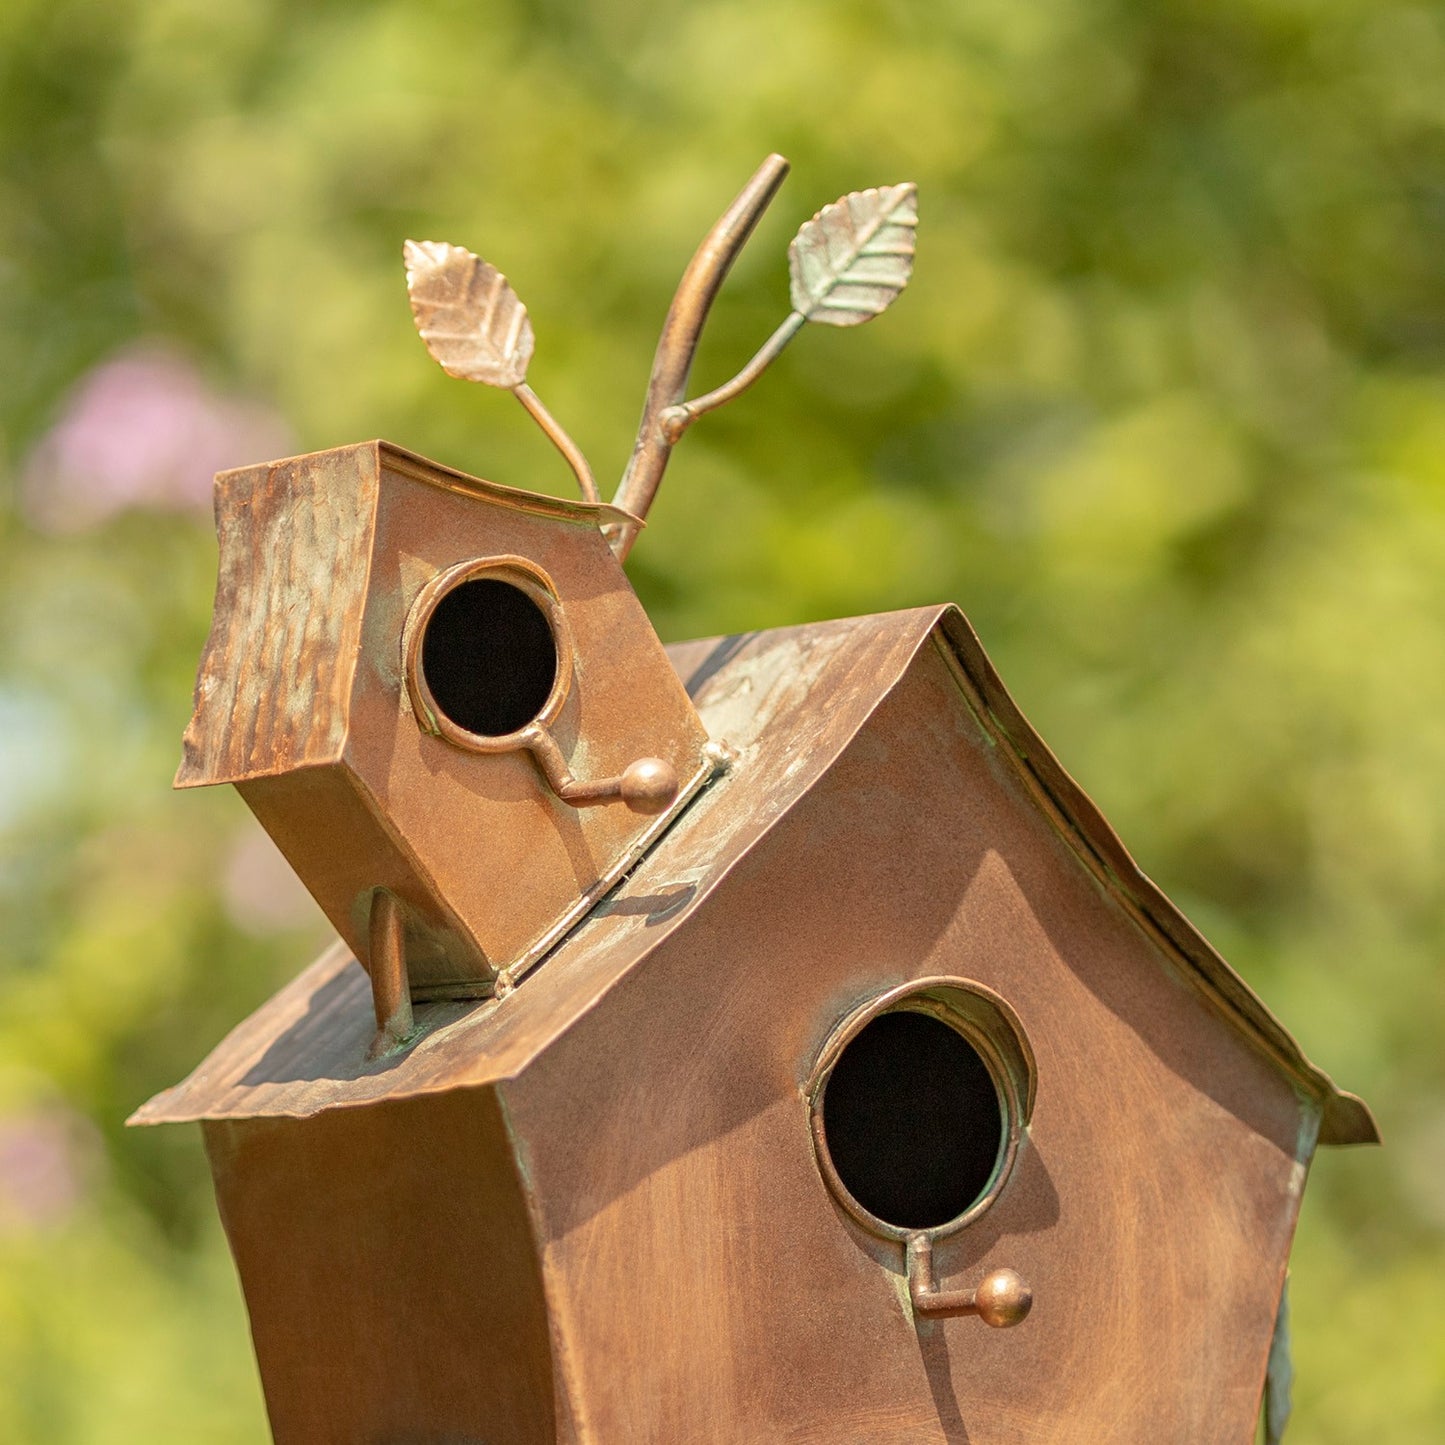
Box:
405 558 574 751
809 979 1036 1241
823 1011 1000 1230
422 578 557 737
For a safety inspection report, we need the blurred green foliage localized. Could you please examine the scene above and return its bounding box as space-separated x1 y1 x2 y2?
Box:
0 0 1441 1438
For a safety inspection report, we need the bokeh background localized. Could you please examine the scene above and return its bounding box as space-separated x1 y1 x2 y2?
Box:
1 0 1441 1438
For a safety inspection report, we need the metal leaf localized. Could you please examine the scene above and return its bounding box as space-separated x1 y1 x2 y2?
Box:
403 239 535 388
787 183 918 328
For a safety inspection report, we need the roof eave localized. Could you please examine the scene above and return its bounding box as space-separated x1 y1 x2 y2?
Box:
931 607 1379 1147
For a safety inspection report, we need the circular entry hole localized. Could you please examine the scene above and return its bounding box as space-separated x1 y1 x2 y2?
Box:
420 577 558 738
821 1009 1005 1232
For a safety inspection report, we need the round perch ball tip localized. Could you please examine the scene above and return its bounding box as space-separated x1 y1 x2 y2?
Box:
975 1269 1032 1328
620 757 679 814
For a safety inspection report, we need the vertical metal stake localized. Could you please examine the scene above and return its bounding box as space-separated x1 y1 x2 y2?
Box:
367 889 414 1059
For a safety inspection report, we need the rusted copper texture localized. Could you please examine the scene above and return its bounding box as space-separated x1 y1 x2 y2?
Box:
174 440 715 1026
138 606 1376 1444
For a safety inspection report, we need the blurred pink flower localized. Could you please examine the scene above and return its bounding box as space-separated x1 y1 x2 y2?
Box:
21 344 292 532
222 823 325 936
0 1104 101 1232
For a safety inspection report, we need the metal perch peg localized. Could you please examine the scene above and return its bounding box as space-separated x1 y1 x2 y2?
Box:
906 1233 1033 1327
523 727 680 815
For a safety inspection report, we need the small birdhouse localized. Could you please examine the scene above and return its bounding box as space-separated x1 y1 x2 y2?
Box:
133 157 1376 1445
173 438 717 1046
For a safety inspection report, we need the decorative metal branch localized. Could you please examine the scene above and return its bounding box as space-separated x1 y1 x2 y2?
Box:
608 163 918 561
404 240 600 504
401 162 919 552
607 154 792 556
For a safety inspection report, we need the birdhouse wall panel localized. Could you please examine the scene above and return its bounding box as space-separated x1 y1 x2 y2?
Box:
235 767 490 993
202 1088 558 1444
500 641 1309 1442
176 445 380 788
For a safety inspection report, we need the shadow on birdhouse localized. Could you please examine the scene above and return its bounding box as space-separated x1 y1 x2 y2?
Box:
133 155 1376 1444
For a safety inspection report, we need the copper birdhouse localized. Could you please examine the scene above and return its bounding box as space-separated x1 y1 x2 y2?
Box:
134 156 1377 1444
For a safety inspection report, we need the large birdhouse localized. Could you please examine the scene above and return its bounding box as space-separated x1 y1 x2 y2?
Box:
133 156 1376 1444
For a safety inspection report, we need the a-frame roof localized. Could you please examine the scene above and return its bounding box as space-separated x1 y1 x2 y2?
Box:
132 606 1376 1145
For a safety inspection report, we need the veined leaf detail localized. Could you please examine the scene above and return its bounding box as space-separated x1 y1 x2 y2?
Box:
787 183 918 327
404 239 535 388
